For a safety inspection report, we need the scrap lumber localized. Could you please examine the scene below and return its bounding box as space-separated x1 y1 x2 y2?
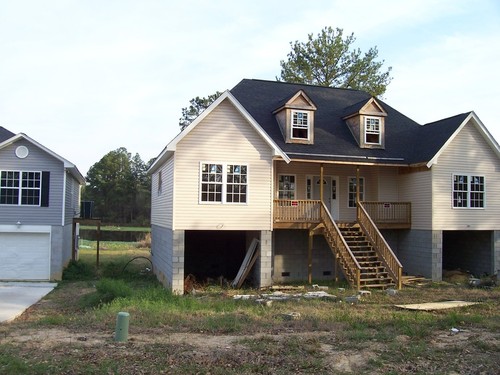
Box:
231 238 260 288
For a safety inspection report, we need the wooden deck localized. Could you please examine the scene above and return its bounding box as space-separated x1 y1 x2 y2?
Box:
273 200 411 229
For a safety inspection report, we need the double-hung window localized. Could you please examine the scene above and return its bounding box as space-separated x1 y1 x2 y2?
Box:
453 174 484 208
365 117 381 145
200 163 247 204
278 175 296 199
0 171 42 206
291 111 309 140
348 177 364 208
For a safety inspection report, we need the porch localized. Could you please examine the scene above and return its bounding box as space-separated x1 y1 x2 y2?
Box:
273 200 408 290
273 200 411 229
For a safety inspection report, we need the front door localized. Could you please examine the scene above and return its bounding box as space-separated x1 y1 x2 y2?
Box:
311 176 339 220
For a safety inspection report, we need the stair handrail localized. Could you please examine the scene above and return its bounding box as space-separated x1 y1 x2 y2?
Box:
319 202 361 289
357 202 403 289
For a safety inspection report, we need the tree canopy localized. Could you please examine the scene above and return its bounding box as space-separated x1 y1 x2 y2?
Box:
83 147 153 225
179 91 222 130
278 27 392 97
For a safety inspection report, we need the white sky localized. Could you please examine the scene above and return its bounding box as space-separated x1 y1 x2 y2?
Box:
1 0 499 175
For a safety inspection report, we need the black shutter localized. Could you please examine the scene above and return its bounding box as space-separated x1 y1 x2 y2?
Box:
41 171 50 207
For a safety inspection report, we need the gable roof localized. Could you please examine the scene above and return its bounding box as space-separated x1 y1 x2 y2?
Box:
148 90 290 174
0 131 85 184
424 111 500 167
230 79 499 167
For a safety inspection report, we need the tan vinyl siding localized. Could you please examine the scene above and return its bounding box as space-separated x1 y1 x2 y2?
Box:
432 122 500 230
173 98 274 230
274 162 396 222
151 156 174 228
399 168 432 230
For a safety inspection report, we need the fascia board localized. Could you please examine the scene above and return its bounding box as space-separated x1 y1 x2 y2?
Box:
426 112 500 168
0 133 85 184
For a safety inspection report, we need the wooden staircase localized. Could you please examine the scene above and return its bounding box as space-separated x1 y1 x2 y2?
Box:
338 223 395 289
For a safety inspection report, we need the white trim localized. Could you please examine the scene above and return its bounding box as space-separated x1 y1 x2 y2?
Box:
0 133 85 184
148 90 290 174
61 171 67 226
427 112 500 168
290 110 311 141
277 174 297 199
198 162 249 205
0 224 51 233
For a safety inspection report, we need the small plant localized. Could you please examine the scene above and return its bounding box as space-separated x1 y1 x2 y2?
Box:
62 260 96 280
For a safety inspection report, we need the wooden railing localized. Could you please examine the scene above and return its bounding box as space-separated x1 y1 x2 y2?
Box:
319 202 361 289
358 202 403 289
361 201 411 228
273 200 321 223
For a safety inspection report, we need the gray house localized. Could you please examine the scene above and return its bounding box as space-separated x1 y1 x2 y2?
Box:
0 127 85 281
149 79 500 293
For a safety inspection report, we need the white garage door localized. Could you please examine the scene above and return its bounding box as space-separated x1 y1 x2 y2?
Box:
0 233 50 280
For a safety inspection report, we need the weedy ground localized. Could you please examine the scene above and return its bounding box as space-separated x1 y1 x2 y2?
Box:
0 241 499 374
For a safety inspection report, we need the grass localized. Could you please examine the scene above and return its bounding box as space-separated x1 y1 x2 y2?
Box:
1 242 499 374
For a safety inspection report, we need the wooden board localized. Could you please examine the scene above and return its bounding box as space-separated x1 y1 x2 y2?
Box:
231 238 260 288
395 301 479 311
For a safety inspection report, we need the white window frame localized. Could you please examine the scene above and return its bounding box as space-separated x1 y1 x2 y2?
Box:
278 174 296 199
364 117 381 145
348 176 364 208
452 174 485 209
199 162 248 204
291 110 310 140
0 170 42 206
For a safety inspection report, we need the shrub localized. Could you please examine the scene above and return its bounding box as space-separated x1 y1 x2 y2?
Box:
63 260 96 280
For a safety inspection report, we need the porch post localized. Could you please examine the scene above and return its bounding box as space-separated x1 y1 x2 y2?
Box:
320 163 324 204
308 229 313 284
356 165 360 221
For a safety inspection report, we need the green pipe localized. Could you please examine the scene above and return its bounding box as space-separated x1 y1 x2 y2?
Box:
114 312 130 342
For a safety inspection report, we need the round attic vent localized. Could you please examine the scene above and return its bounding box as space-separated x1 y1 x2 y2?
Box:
15 145 29 159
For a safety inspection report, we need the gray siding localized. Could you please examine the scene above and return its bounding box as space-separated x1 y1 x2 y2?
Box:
0 139 64 226
64 174 81 225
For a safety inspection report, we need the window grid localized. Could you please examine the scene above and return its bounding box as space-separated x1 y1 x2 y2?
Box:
0 170 41 206
348 177 364 208
226 165 247 203
453 174 484 208
278 175 296 199
365 117 381 144
200 163 248 204
291 111 309 139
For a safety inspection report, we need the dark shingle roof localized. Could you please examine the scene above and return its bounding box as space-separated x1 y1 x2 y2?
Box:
0 126 15 143
230 79 467 165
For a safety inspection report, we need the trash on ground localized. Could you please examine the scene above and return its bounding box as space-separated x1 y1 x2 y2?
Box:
395 300 479 311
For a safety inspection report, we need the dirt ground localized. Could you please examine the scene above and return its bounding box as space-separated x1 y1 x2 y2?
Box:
1 282 499 374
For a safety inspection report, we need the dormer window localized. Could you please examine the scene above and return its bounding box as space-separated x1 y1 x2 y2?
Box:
273 90 317 145
291 111 310 140
343 97 387 149
365 117 381 145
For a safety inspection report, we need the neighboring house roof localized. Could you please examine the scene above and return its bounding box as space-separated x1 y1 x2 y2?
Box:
0 126 15 143
0 129 85 184
230 79 499 166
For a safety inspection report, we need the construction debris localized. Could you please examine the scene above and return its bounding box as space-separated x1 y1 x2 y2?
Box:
395 300 479 311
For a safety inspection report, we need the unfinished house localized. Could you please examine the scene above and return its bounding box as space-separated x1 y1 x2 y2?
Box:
149 79 500 293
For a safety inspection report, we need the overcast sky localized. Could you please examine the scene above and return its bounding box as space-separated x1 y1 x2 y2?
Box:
1 0 499 175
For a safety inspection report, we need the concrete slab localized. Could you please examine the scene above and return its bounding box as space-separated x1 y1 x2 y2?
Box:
0 282 57 323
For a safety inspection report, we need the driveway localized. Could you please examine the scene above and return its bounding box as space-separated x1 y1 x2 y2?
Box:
0 282 57 323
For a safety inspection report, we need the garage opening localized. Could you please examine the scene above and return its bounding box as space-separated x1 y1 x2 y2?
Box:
184 230 248 283
442 230 493 277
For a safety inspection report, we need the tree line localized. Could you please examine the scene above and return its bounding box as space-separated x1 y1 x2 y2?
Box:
86 26 392 225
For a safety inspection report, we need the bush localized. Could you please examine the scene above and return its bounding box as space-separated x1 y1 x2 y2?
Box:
63 260 96 280
81 278 134 308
